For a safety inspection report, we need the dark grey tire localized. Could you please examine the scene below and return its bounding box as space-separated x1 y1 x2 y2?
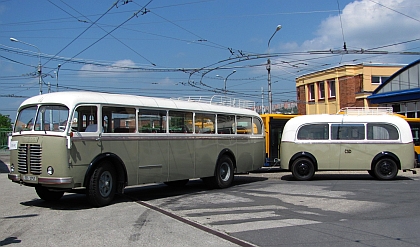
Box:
373 158 398 180
203 156 234 189
87 161 116 207
35 186 64 201
215 156 234 189
291 157 315 181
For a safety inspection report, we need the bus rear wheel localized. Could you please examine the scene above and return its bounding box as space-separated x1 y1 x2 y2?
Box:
373 158 398 180
291 157 315 181
87 161 116 207
35 186 64 201
203 156 234 189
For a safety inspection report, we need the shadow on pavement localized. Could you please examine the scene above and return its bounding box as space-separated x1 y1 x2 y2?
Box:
18 176 267 210
280 173 413 181
0 159 9 173
124 176 267 201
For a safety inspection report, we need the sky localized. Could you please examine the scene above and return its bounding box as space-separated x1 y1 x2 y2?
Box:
1 0 420 120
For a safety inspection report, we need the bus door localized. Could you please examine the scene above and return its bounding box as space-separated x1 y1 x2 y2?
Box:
331 123 367 170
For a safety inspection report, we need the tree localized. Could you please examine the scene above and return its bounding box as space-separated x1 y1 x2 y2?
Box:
0 114 12 129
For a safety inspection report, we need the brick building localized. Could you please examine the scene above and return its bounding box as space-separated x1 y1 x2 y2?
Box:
296 63 404 115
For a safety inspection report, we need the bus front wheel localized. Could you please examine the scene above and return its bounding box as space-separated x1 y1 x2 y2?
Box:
291 157 315 181
35 186 64 201
87 161 116 207
373 158 398 180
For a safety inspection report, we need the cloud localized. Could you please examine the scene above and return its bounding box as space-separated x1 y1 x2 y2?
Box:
271 0 420 76
78 59 136 77
302 0 420 52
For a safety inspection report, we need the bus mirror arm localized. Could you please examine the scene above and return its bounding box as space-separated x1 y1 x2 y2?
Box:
66 135 72 150
96 132 102 141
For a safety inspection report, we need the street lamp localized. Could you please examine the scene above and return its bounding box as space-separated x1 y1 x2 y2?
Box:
216 70 236 94
10 37 43 95
266 25 282 113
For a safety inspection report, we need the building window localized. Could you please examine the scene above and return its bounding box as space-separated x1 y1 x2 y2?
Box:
328 80 336 98
318 81 325 99
371 76 389 84
308 84 315 101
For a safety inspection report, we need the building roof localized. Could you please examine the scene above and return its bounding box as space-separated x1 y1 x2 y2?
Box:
368 59 420 104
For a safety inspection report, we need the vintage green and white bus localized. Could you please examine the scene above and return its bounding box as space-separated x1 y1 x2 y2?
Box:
8 92 265 206
280 112 416 181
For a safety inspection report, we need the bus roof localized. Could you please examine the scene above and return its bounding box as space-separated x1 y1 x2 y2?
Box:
282 114 413 142
18 91 260 117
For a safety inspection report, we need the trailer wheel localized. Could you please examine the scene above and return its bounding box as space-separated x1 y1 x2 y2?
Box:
373 158 398 180
291 157 315 181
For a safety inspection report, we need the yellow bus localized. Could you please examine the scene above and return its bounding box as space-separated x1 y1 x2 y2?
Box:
260 113 298 166
8 92 265 207
397 115 420 163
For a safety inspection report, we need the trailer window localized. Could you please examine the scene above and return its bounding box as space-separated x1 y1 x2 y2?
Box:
367 123 399 140
297 124 329 140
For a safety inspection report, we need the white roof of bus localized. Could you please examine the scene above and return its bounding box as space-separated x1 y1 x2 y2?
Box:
18 91 259 116
282 114 413 142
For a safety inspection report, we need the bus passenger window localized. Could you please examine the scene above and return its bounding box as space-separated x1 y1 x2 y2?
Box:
73 105 97 132
102 106 136 133
237 116 252 134
195 113 215 134
168 111 193 133
138 109 167 133
217 115 235 134
253 117 263 134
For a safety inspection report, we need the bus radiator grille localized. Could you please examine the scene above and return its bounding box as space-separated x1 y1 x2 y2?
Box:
17 144 42 175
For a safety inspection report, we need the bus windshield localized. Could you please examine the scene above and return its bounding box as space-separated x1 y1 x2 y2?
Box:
14 105 69 132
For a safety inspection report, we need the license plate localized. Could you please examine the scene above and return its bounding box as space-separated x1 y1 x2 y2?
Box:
22 175 37 182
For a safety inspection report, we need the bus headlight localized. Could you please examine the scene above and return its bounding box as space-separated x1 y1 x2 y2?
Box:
47 166 54 175
10 164 14 172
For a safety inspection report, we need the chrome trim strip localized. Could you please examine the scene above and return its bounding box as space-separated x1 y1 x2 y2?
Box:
8 174 20 182
138 164 163 169
72 134 265 142
38 177 73 185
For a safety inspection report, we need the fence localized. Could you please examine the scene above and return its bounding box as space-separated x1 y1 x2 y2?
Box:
0 128 12 150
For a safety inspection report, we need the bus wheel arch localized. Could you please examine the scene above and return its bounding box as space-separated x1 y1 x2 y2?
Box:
289 152 317 181
84 153 128 196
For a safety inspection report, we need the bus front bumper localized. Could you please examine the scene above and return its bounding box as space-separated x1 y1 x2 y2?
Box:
8 173 73 185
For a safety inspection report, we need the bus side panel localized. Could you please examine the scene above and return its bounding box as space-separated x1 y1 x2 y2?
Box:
194 138 221 178
137 139 168 184
71 137 103 186
167 138 195 181
236 137 265 172
280 142 333 170
100 137 138 186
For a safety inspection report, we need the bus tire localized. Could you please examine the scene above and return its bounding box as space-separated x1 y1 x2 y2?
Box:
373 158 398 180
291 157 315 181
35 186 64 201
87 161 116 207
215 156 234 189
